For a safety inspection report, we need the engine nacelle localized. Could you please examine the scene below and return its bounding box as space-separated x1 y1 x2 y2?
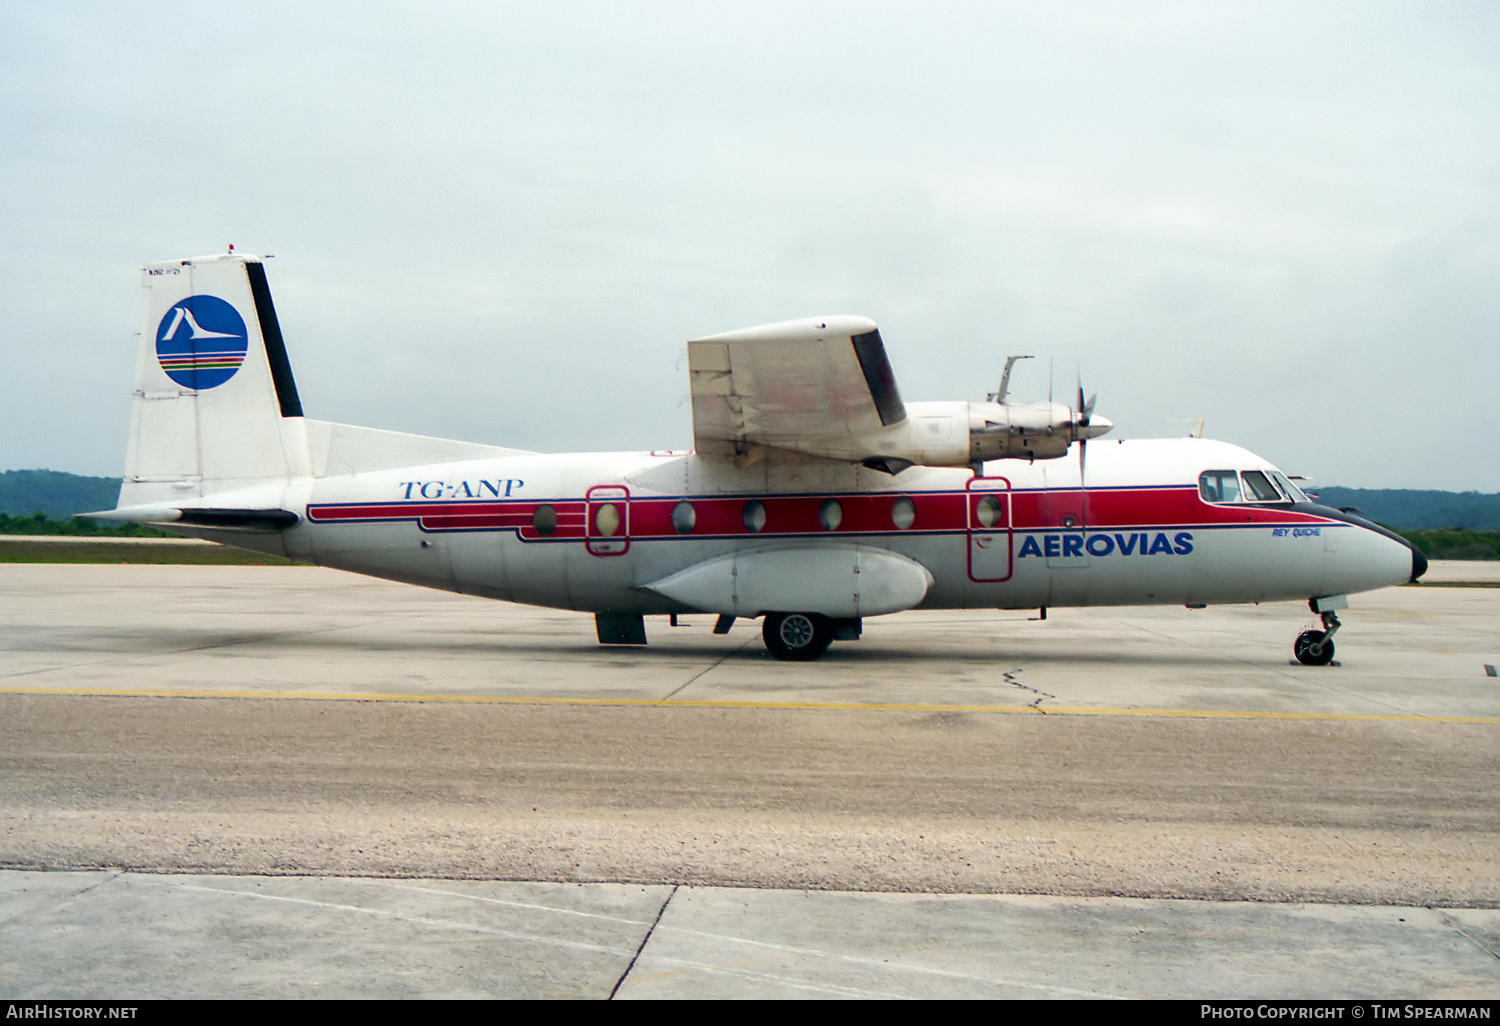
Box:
967 400 1112 462
853 400 1111 470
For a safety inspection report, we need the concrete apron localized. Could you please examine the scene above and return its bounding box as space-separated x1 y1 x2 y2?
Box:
3 870 1497 1000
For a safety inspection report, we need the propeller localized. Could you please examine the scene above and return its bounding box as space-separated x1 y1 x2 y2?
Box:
1075 379 1099 531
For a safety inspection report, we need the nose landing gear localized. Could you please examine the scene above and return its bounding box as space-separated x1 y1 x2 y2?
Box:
1294 606 1342 666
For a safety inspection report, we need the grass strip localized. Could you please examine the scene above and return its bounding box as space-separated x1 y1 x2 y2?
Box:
0 539 301 565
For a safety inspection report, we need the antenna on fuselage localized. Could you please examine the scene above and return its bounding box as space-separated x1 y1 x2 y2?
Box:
989 354 1034 403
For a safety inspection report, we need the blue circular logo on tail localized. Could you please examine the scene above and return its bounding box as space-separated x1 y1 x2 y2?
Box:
155 296 249 389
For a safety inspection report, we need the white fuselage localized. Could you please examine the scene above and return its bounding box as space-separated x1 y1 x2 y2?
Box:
200 437 1415 616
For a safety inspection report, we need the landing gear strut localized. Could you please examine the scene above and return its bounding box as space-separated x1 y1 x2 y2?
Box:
1293 609 1341 666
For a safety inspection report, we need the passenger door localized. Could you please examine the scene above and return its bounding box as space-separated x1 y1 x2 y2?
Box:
967 476 1013 582
585 485 630 557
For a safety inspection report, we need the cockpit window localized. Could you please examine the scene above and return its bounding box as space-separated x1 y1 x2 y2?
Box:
1270 471 1308 503
1199 470 1241 503
1241 470 1283 501
1201 469 1291 504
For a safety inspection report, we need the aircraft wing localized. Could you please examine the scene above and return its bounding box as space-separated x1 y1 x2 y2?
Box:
688 316 907 464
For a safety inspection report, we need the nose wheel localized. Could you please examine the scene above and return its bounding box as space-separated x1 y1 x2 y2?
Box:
763 611 834 661
1293 610 1341 666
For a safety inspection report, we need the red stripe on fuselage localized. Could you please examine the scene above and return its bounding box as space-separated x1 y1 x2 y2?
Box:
305 486 1338 539
306 500 588 538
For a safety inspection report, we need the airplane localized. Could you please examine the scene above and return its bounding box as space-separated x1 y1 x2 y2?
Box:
86 252 1427 664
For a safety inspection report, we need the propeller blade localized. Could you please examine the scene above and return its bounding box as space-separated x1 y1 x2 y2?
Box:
1078 436 1088 533
1073 376 1096 532
1074 379 1097 428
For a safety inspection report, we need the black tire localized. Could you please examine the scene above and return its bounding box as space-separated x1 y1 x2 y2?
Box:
762 612 834 662
1294 629 1335 666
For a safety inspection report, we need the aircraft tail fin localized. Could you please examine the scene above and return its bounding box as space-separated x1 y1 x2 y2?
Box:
119 254 310 510
115 253 535 518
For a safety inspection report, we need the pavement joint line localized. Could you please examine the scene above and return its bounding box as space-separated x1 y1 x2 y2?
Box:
1429 908 1500 961
611 884 677 999
3 685 1499 723
0 870 121 932
660 636 758 700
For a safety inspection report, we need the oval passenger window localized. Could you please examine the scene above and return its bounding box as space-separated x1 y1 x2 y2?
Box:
975 494 1002 528
891 496 916 530
742 500 766 533
532 504 557 537
818 498 843 531
594 502 620 537
671 500 696 534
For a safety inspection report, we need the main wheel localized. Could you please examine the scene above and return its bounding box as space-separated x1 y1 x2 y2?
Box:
1294 629 1335 666
762 612 834 661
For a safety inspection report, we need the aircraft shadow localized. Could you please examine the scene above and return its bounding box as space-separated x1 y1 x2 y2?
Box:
68 626 1286 670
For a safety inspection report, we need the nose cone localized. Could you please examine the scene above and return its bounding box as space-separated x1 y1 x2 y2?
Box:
1409 541 1428 583
1080 415 1113 440
1289 502 1428 593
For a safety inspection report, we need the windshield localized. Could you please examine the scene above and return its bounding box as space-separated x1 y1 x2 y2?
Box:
1269 470 1309 503
1241 470 1283 501
1200 469 1299 504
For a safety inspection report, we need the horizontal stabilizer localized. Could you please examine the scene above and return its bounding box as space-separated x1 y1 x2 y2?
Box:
640 546 933 619
81 506 299 531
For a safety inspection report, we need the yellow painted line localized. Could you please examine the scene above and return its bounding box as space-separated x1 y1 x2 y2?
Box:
1 686 1498 724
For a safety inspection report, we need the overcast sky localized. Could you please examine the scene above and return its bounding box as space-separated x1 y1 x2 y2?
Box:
3 1 1497 490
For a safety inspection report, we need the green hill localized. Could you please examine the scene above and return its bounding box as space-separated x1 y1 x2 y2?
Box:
1310 488 1500 531
0 469 120 519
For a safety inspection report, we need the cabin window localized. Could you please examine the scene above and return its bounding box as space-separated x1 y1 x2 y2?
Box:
594 502 621 537
742 499 766 533
1199 470 1241 503
671 500 696 534
818 498 843 531
532 504 557 537
891 496 916 530
1241 470 1283 502
975 494 1003 528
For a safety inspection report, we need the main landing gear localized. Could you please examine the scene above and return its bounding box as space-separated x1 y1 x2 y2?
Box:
1293 601 1343 667
762 611 834 661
